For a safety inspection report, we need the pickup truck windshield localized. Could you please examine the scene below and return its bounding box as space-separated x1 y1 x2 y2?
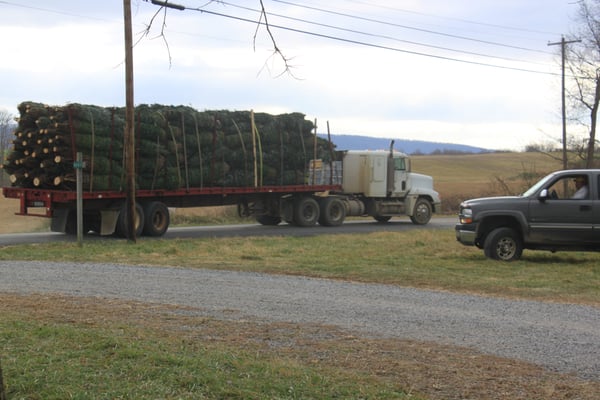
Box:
521 173 555 197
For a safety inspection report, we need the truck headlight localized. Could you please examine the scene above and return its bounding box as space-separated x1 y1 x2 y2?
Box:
460 208 473 224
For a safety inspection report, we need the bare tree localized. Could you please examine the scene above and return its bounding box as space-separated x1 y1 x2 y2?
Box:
0 109 15 186
566 0 600 168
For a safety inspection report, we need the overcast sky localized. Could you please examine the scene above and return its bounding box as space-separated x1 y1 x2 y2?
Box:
0 0 582 150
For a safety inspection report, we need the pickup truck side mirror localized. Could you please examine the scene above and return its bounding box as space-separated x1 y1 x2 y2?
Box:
539 189 548 202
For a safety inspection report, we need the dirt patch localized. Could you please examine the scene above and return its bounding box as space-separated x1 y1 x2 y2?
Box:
2 293 598 400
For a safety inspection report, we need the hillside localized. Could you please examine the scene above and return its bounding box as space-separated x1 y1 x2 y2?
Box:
319 134 490 154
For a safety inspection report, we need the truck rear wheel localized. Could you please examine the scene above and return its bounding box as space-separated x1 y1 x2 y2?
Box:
116 202 145 238
410 198 432 225
143 202 170 236
319 197 346 226
293 196 320 227
483 227 523 261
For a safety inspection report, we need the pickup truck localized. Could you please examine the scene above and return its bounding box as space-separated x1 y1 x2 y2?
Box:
455 169 600 261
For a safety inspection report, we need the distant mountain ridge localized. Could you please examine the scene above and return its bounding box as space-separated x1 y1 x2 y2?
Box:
318 134 490 154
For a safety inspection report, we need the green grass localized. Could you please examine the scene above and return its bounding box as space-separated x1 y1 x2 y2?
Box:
1 229 599 305
0 309 411 399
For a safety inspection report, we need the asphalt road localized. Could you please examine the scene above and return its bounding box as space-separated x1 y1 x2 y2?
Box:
0 216 456 245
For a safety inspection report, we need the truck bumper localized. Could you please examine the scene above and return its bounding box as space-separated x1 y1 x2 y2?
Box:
455 223 476 246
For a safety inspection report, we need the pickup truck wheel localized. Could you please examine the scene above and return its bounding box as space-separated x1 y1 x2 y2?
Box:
318 197 346 226
483 227 523 261
410 198 432 225
293 196 320 227
142 202 170 236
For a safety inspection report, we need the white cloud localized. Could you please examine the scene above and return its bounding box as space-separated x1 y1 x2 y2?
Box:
0 0 581 151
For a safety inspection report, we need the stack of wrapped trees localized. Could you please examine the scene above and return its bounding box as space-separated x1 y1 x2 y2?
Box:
1 101 335 191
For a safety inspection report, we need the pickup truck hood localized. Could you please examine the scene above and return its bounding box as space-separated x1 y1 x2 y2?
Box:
462 196 523 207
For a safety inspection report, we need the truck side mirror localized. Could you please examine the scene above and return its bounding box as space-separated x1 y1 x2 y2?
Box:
539 189 548 202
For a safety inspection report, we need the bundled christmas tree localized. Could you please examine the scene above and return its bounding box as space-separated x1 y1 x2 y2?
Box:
1 102 335 191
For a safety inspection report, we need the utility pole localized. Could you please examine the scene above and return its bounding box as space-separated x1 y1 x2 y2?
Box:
548 36 581 170
123 0 136 242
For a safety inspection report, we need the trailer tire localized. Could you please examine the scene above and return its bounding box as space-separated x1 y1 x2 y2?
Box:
318 197 346 227
116 203 145 238
410 198 432 225
293 196 320 227
143 202 170 236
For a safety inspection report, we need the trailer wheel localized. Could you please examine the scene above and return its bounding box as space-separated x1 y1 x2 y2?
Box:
143 202 170 236
293 196 320 227
410 198 432 225
318 197 346 227
116 203 145 238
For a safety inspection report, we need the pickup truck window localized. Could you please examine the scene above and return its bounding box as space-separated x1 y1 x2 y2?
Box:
546 175 589 200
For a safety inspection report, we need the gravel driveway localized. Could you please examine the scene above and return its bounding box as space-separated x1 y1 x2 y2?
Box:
1 260 599 380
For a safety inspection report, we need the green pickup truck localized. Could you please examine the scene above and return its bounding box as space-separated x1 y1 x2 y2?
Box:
456 169 600 261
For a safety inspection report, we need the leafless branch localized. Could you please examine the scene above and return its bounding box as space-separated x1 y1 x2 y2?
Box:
254 0 299 79
137 3 173 66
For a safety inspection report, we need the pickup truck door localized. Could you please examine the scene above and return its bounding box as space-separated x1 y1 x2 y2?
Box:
528 174 598 244
528 199 596 244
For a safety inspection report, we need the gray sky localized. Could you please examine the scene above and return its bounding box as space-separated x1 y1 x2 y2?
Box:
0 0 580 150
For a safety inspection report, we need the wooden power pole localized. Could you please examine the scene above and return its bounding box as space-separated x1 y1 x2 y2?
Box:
123 0 136 242
548 36 581 170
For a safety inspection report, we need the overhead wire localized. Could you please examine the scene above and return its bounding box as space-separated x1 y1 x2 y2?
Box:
0 0 560 75
183 3 558 76
270 0 552 55
218 1 552 67
339 0 562 36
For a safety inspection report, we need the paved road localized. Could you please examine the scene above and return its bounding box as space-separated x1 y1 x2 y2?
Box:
0 216 456 245
1 260 599 381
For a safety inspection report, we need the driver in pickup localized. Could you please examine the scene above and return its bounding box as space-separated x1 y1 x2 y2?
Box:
572 176 589 199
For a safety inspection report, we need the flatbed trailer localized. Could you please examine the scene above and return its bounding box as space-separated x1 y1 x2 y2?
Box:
2 183 343 237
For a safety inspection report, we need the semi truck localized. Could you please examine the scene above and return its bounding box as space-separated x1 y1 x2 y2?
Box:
2 146 441 237
2 102 440 237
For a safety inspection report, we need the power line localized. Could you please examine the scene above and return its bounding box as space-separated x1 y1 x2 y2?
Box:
219 1 550 67
0 0 559 75
185 5 558 76
340 0 562 36
270 0 551 55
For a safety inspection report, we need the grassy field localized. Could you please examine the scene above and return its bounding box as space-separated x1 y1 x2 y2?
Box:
411 151 563 211
3 151 599 400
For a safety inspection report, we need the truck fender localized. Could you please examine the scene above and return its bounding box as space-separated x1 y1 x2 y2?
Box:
476 210 528 241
